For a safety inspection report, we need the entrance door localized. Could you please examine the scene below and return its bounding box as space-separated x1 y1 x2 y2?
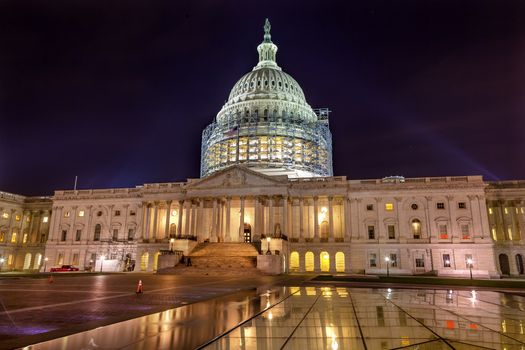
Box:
243 223 252 242
499 254 511 275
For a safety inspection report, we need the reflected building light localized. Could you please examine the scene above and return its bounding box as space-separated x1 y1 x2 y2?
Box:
268 311 273 320
306 287 316 296
387 288 392 293
520 320 524 335
331 336 339 350
502 319 507 333
290 286 301 296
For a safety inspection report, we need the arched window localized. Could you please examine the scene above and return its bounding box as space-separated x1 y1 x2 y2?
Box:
94 224 101 241
305 252 314 272
23 253 32 270
290 252 299 272
320 252 330 272
516 254 524 275
34 253 42 269
499 254 510 275
411 219 421 239
335 252 345 273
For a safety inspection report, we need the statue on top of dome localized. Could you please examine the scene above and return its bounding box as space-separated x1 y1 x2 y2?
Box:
263 18 272 42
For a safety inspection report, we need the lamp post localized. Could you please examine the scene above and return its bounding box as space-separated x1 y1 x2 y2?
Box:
467 258 473 280
100 255 105 273
43 257 48 272
385 256 390 277
0 258 4 272
266 236 272 255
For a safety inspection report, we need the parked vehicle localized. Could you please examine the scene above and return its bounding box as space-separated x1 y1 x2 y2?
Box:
50 265 79 272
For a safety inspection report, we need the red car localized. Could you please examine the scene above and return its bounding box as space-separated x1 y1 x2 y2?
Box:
50 265 79 272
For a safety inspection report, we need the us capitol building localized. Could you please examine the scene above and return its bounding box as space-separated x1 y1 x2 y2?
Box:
1 20 524 278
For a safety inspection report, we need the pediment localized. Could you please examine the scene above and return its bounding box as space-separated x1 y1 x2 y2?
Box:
187 166 287 190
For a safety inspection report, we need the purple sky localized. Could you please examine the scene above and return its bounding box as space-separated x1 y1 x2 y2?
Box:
1 0 524 196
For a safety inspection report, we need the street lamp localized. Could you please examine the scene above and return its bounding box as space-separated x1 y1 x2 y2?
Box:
266 236 272 255
43 257 48 272
385 256 390 277
467 258 473 280
100 255 105 273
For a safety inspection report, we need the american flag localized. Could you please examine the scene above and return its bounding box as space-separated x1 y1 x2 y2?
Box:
223 126 238 137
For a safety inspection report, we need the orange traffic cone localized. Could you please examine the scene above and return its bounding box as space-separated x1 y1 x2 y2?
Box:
136 280 143 294
48 275 54 284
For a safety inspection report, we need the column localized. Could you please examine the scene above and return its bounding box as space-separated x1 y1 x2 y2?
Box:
253 197 259 238
313 196 319 240
123 204 129 241
268 196 274 237
355 199 362 240
425 196 435 241
165 201 172 239
299 197 304 240
225 197 231 241
48 207 58 242
184 200 191 236
85 206 93 242
217 199 223 241
446 195 457 240
283 196 288 237
35 210 43 243
211 199 217 241
199 199 205 239
177 200 183 237
328 196 334 241
344 197 350 241
151 203 159 241
69 207 77 243
144 204 151 240
290 198 295 239
192 201 198 238
239 197 245 242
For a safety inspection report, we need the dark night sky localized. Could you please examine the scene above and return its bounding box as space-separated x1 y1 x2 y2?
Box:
1 1 524 196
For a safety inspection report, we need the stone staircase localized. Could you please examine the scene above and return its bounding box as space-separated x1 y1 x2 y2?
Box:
157 242 261 275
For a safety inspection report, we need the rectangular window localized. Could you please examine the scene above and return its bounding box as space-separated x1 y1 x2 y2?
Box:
390 254 398 267
43 216 49 223
465 254 473 268
128 229 135 241
461 224 470 239
1 212 8 219
130 210 136 216
415 258 425 268
0 232 4 242
491 227 497 241
443 254 451 267
8 254 13 265
458 202 466 209
504 207 509 214
64 211 70 218
489 208 493 215
439 225 448 239
75 229 81 241
115 210 121 217
112 229 118 241
15 215 20 221
78 210 85 217
437 202 445 209
366 204 374 211
369 253 377 268
368 226 375 239
61 230 67 241
385 203 394 211
72 253 79 266
22 233 28 243
10 232 17 243
388 225 395 239
57 253 64 265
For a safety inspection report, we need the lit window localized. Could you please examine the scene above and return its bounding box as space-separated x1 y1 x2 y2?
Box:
2 212 9 219
516 208 519 214
491 228 497 241
43 216 49 223
489 208 493 215
385 203 394 211
26 216 30 222
508 228 513 240
412 219 421 239
0 232 4 242
22 233 28 243
437 202 445 210
458 202 466 209
64 211 70 218
521 208 524 214
15 215 21 221
10 232 17 243
505 208 509 215
439 225 448 239
78 210 85 217
443 254 451 267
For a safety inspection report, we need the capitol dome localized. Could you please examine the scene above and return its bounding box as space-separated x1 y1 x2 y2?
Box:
201 19 333 178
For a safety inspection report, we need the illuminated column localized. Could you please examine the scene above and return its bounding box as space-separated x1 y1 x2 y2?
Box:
283 196 288 237
177 201 183 237
446 195 457 240
211 199 217 241
144 204 151 240
225 197 231 242
217 199 223 241
184 200 191 236
152 203 159 240
343 198 350 241
375 197 382 241
268 196 274 236
69 207 77 243
192 201 198 237
85 206 93 242
239 197 245 242
299 197 304 240
328 197 334 241
165 201 172 239
123 204 129 241
34 210 43 243
313 196 319 240
425 196 435 241
290 199 295 239
355 199 362 240
198 199 205 239
253 197 259 238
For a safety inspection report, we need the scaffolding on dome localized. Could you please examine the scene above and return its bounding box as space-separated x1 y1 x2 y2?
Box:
200 108 333 178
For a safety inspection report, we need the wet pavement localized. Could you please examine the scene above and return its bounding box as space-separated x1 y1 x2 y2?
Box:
15 285 525 350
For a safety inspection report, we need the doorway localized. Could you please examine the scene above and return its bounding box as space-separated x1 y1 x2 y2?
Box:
243 223 252 242
499 254 510 275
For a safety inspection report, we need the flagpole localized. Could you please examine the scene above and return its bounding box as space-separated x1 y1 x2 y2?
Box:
74 176 78 191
